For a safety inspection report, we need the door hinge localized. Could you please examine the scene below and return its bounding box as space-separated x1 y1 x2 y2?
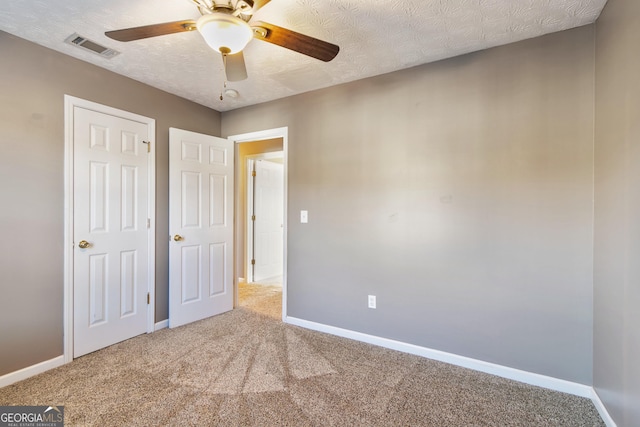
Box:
251 215 256 221
252 170 256 177
143 140 151 153
147 293 150 305
147 218 151 229
251 259 255 265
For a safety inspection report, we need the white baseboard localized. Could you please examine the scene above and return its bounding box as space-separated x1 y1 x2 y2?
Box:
285 316 592 398
0 356 65 388
591 388 617 427
0 318 617 427
154 319 169 331
1 320 168 388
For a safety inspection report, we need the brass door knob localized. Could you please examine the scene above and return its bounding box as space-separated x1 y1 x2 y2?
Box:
173 234 184 242
78 240 91 249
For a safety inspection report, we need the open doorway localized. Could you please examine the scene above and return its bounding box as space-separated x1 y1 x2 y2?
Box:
233 134 285 317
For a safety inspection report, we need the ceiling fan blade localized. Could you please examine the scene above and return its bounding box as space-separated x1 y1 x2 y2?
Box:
223 51 248 81
251 21 339 62
105 20 197 42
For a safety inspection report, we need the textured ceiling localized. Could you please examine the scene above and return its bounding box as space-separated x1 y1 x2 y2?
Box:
0 0 607 112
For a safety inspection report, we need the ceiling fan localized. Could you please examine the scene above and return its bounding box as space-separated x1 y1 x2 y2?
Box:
105 0 340 82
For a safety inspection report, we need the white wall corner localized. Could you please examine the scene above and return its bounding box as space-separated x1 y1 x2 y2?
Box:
591 388 618 427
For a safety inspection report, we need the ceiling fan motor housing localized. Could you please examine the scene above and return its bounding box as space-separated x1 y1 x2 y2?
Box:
196 0 254 17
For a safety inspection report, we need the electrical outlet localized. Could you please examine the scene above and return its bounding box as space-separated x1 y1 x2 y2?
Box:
368 295 376 309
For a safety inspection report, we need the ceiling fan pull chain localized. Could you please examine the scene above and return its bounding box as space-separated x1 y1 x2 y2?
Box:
220 80 228 101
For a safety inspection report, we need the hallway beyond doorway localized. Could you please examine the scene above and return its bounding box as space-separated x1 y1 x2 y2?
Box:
238 281 282 319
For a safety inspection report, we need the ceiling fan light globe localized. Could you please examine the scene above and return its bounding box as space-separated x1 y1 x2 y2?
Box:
196 13 253 54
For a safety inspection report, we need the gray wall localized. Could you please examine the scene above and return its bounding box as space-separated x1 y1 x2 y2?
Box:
594 0 640 425
223 26 595 384
0 31 220 376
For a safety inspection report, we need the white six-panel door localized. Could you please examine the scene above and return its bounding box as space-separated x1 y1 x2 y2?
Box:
73 106 151 357
252 160 284 282
169 128 234 328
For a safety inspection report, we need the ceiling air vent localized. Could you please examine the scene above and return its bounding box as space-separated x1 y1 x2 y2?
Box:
64 33 120 59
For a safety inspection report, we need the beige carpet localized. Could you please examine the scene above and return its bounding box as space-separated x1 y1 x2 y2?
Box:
0 283 604 426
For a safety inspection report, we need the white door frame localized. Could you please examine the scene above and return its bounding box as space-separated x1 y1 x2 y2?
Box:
63 95 156 363
245 151 284 283
228 127 288 321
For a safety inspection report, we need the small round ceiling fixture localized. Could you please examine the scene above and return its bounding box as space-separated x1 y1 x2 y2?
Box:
224 88 239 98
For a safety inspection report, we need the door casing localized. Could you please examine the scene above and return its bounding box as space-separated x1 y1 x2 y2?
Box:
63 95 156 363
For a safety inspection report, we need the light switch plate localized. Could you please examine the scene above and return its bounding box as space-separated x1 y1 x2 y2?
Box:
300 210 308 223
368 295 376 309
